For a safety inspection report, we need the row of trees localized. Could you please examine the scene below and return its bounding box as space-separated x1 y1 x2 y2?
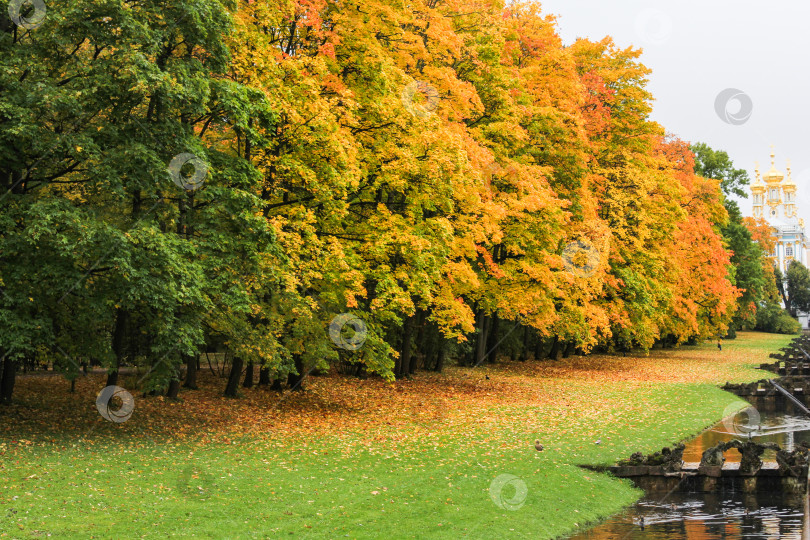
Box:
689 144 786 335
0 0 788 403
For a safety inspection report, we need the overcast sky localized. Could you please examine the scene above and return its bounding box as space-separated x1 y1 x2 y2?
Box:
539 0 810 221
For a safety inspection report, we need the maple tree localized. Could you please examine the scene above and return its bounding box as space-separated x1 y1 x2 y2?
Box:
745 217 781 299
739 216 799 334
0 0 781 403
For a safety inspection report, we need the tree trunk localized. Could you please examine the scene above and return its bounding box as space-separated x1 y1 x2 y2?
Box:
562 341 576 358
410 310 426 374
548 336 562 360
243 361 254 388
259 367 271 386
0 353 15 405
474 312 488 366
224 356 244 397
434 339 446 373
166 376 181 399
486 314 500 363
534 331 544 361
271 377 284 392
519 326 530 362
170 193 194 396
423 324 437 371
183 353 198 389
107 308 128 387
286 355 306 391
777 276 792 316
408 309 426 375
398 315 415 378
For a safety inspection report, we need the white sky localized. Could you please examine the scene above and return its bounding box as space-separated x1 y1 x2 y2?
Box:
539 0 810 221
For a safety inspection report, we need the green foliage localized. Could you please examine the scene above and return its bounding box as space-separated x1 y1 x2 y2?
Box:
755 302 801 334
785 261 810 317
722 200 768 327
691 141 750 198
0 1 756 396
0 0 277 389
690 142 770 329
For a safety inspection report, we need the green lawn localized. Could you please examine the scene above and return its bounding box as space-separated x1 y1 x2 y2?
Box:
0 332 794 538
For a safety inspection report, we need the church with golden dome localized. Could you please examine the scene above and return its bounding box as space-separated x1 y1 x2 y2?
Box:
751 147 807 273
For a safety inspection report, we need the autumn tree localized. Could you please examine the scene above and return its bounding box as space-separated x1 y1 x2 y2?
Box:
0 0 755 403
689 142 766 331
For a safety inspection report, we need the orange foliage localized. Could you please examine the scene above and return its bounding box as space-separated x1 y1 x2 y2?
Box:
220 0 748 374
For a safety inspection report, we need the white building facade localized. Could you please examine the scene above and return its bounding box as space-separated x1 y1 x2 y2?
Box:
751 149 808 272
751 148 809 327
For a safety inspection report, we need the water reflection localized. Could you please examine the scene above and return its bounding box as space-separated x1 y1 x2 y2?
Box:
684 397 810 463
570 396 810 539
569 492 805 539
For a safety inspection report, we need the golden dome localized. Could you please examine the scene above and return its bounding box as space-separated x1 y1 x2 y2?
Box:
764 167 784 183
752 161 765 191
783 160 796 188
763 165 784 183
763 146 785 184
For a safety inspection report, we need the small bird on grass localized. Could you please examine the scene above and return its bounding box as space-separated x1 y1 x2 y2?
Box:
595 438 601 445
485 375 490 380
534 439 544 452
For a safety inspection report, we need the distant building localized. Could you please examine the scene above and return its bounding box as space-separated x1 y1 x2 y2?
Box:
751 147 809 327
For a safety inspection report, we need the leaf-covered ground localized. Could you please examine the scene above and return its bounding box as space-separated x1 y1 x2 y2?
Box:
0 331 792 538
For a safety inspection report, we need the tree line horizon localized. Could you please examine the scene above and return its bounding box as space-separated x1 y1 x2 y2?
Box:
0 0 799 403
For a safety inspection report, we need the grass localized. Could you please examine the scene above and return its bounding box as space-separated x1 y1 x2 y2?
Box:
0 331 795 538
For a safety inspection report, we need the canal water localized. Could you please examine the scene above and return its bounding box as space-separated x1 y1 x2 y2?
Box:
570 396 810 539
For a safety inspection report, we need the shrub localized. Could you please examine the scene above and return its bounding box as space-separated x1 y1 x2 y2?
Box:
755 303 802 334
